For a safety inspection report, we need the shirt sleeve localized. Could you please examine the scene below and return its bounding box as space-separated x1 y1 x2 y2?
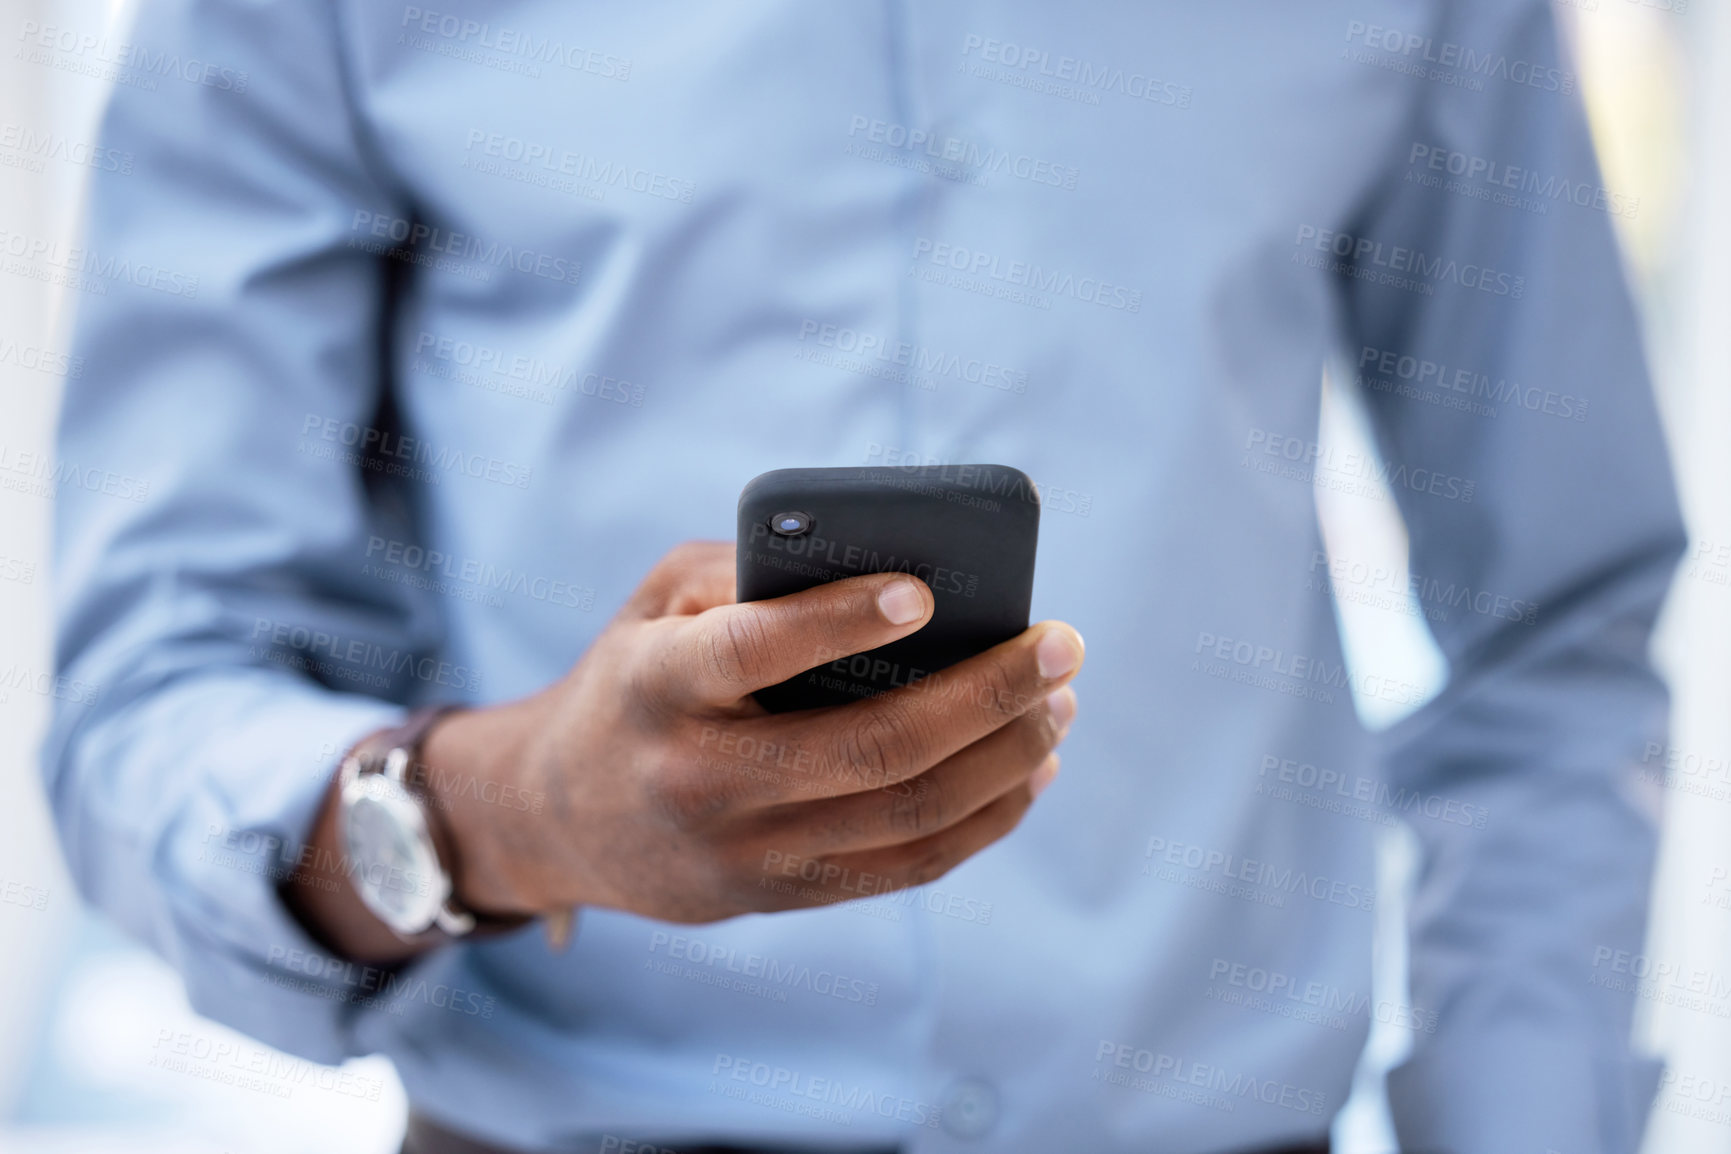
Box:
45 0 430 1064
1331 4 1684 1152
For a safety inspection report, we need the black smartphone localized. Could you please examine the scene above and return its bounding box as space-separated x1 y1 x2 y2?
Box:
737 464 1040 712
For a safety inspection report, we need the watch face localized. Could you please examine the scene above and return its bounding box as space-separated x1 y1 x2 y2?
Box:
343 777 446 934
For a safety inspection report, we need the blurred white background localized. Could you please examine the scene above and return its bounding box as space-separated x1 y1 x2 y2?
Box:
0 1 1724 1151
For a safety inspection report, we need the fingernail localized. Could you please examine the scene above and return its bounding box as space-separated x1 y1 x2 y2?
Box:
1031 754 1060 798
1045 689 1076 732
1035 626 1083 680
878 579 926 625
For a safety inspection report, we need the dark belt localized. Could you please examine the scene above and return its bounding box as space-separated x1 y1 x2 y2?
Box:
403 1115 898 1154
403 1112 1329 1154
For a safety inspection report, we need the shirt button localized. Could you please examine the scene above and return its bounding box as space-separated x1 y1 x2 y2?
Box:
940 1077 999 1139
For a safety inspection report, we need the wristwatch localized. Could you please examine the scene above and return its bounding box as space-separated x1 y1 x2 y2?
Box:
338 705 533 942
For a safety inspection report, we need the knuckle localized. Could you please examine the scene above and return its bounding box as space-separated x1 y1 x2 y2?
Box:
834 707 923 787
624 641 680 721
971 657 1030 721
660 540 720 574
707 612 773 690
991 790 1036 844
794 589 871 666
639 545 694 597
904 842 959 889
808 806 869 847
650 545 688 577
885 777 947 837
721 850 777 911
643 762 730 833
842 577 890 622
1018 710 1060 760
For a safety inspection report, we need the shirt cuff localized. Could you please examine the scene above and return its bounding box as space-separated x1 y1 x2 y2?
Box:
60 673 405 1065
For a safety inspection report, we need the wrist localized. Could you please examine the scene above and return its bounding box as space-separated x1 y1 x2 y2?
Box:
418 697 554 917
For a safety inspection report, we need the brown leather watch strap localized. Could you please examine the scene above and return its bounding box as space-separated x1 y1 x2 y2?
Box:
347 705 535 941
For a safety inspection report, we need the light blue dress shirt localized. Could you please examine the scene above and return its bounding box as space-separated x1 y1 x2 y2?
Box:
47 1 1684 1151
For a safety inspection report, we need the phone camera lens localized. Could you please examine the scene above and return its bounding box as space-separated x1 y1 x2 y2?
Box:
769 511 812 537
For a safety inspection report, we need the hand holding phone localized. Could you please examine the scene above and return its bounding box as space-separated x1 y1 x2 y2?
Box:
367 540 1082 933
